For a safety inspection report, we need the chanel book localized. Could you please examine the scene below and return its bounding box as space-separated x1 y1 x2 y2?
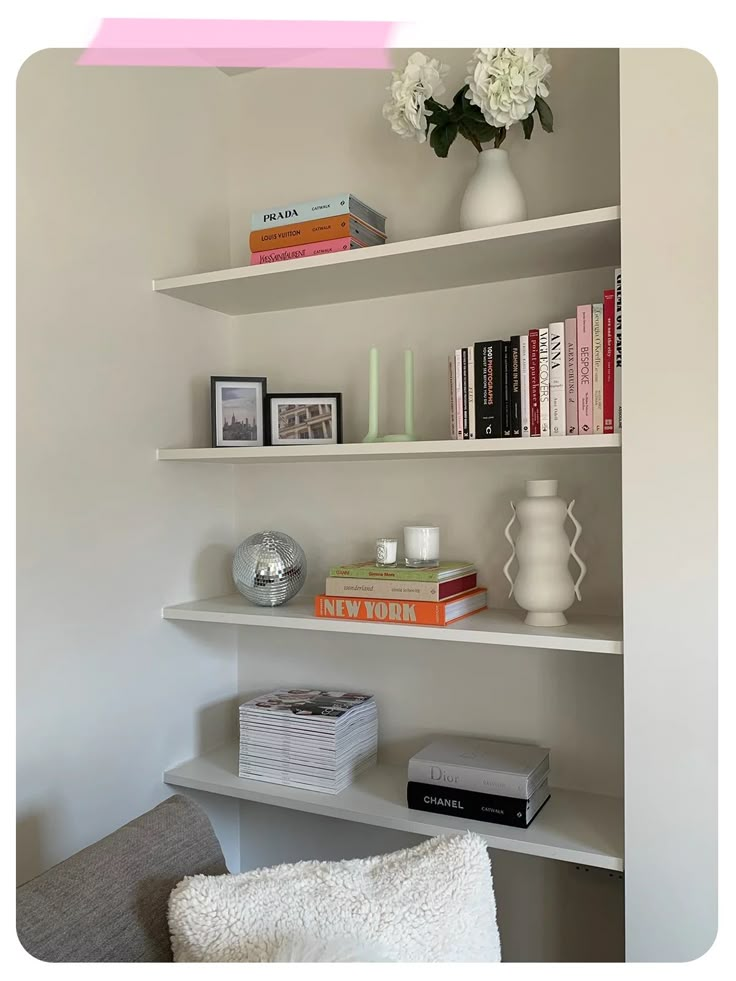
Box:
408 736 550 799
407 777 551 829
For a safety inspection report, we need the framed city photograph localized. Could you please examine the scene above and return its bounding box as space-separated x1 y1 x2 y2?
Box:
267 393 343 446
211 376 267 447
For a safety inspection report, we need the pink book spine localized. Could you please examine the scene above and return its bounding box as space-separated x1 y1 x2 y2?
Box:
565 317 578 434
602 289 616 433
576 304 593 435
250 237 356 265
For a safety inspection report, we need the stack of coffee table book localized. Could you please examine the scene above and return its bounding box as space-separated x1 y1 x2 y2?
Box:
238 688 377 794
406 735 550 828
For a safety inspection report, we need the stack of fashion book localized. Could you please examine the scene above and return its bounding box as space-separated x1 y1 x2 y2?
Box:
407 736 551 829
238 688 377 794
449 269 623 439
314 560 487 627
249 193 387 264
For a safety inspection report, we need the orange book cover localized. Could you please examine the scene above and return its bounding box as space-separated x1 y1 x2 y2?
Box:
314 589 487 627
250 214 383 252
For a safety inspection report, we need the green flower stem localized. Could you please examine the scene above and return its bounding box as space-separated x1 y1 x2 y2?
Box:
468 131 483 152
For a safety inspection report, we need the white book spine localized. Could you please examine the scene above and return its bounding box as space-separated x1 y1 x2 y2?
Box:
538 326 550 436
468 345 476 439
454 349 463 440
520 334 530 437
592 302 604 433
614 267 623 432
548 322 566 436
407 759 549 798
448 356 456 438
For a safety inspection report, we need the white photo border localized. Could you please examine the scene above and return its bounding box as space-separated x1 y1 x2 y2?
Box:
211 376 267 447
267 394 343 446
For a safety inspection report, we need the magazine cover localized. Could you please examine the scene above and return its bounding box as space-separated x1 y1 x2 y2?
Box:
243 689 372 718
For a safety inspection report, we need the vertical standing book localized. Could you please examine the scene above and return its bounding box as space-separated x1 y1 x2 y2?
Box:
461 347 469 440
592 302 604 434
474 340 504 439
520 334 531 437
538 326 550 437
454 349 463 440
501 341 512 438
614 268 623 433
448 356 457 439
510 335 522 437
529 329 541 436
576 304 593 435
603 288 616 434
565 316 578 435
467 345 476 440
548 322 566 436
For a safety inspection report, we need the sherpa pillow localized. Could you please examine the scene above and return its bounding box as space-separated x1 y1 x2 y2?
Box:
168 832 500 962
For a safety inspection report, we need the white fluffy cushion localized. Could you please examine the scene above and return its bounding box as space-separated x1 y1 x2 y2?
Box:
168 832 500 962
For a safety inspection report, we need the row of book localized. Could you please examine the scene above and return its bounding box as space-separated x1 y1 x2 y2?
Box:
450 269 623 439
249 192 387 265
407 735 551 829
314 560 488 627
238 688 378 795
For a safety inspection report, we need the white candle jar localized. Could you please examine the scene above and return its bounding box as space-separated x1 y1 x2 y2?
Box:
403 526 440 568
376 538 398 567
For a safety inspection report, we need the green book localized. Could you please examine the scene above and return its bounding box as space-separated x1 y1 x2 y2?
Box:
328 560 476 583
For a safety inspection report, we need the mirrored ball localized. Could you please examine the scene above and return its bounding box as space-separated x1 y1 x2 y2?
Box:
232 531 307 607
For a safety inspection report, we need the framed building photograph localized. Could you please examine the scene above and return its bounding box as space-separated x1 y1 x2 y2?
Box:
211 376 267 447
267 394 343 446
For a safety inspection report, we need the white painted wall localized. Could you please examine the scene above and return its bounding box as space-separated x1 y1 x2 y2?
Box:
16 51 241 879
227 47 620 264
20 47 716 966
619 49 718 961
225 49 625 961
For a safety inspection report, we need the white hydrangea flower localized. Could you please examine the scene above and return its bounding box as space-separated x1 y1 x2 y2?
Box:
382 52 450 143
465 48 551 129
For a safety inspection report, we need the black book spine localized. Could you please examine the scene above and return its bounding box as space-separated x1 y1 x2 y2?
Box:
510 335 522 437
461 347 469 439
407 782 550 829
474 340 503 439
502 341 511 437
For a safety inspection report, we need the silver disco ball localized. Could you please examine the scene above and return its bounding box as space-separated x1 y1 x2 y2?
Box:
232 531 307 607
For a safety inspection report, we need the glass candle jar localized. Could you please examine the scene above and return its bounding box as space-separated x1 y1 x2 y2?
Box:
403 526 440 568
375 538 398 567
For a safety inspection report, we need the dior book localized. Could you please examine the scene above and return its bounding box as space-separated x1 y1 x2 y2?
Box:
408 736 550 798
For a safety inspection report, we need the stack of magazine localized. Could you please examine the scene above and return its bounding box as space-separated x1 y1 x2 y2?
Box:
238 688 378 794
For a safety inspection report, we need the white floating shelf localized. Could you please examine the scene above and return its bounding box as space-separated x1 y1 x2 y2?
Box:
153 207 621 315
164 743 623 871
157 434 620 465
163 595 622 655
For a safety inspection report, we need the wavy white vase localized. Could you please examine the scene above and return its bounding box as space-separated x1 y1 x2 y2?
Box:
503 479 586 627
459 149 527 231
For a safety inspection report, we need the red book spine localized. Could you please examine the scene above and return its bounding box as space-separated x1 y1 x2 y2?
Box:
439 573 478 600
529 329 541 436
602 289 616 434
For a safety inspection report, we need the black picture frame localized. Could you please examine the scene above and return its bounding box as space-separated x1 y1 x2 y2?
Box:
266 393 343 446
210 376 268 448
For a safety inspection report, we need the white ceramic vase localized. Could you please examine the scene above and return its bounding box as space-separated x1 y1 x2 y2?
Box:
459 148 527 231
503 479 586 627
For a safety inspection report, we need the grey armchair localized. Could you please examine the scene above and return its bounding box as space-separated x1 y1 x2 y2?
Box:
16 794 227 962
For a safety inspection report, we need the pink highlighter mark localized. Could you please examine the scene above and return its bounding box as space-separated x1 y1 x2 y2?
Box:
78 19 397 68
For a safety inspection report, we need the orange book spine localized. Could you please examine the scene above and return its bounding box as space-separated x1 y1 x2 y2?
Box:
251 215 361 252
314 590 486 627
